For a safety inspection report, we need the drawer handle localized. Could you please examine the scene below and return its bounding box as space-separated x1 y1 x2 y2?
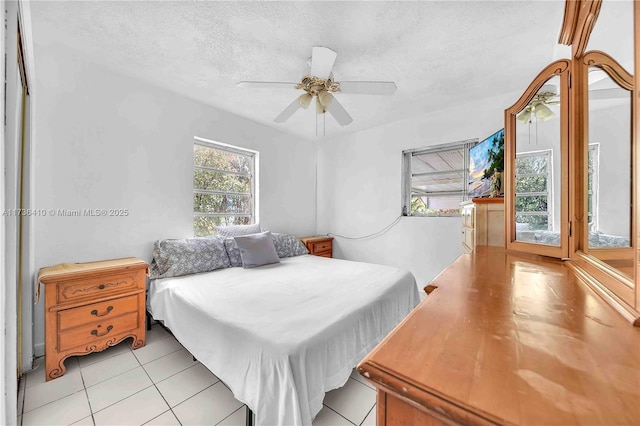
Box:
90 325 113 337
90 306 113 317
98 284 106 290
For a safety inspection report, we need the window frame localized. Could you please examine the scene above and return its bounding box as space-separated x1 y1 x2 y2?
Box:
514 148 553 231
193 137 259 235
587 143 600 232
402 138 477 217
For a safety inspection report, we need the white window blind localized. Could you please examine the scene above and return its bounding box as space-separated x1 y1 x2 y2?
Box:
403 139 476 217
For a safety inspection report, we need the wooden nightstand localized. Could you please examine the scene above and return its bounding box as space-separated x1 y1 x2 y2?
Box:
38 257 148 381
300 236 334 258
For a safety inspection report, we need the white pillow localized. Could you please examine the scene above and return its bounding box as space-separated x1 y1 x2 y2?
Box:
216 223 261 238
234 231 280 268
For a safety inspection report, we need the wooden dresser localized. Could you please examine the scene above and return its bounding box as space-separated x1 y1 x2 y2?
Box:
461 198 504 253
300 236 333 258
38 257 148 381
358 246 640 425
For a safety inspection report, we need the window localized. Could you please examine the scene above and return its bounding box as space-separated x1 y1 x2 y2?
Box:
515 149 552 231
402 139 476 217
587 143 599 232
193 138 257 236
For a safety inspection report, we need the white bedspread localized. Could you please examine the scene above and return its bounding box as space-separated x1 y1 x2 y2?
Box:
148 255 419 426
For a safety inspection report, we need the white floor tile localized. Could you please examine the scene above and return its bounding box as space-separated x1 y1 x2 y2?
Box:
155 363 219 407
324 378 376 426
22 391 91 426
71 415 95 425
146 324 173 342
216 406 247 426
350 369 375 390
26 357 80 389
143 410 181 426
86 366 153 412
132 334 183 365
93 386 169 426
25 357 46 389
142 348 198 383
172 382 243 425
81 351 140 388
361 405 376 426
23 364 85 412
77 341 132 369
312 406 353 426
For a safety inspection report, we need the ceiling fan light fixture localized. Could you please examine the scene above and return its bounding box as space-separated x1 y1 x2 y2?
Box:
517 109 532 124
299 93 312 109
318 90 332 107
534 103 554 121
316 98 326 114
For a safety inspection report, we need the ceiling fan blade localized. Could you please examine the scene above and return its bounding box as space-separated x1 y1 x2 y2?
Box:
589 87 628 100
237 81 297 89
323 93 353 126
338 81 397 95
310 46 337 80
274 95 307 123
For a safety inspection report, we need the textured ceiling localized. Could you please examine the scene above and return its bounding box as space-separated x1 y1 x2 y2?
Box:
30 1 567 140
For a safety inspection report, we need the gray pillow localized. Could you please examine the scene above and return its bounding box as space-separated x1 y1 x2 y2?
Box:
216 223 261 238
271 233 309 258
149 236 231 279
234 231 280 268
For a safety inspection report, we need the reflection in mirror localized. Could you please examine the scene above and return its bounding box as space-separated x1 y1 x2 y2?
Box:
586 0 634 72
514 76 561 246
586 67 633 278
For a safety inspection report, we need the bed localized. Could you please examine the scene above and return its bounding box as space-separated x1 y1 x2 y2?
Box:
147 233 419 426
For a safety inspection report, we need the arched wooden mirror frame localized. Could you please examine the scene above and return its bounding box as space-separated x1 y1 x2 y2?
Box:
570 51 636 309
505 0 640 324
505 60 571 258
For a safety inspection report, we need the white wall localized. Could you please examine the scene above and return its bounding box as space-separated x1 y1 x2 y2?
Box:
316 93 519 289
31 40 317 355
590 102 631 237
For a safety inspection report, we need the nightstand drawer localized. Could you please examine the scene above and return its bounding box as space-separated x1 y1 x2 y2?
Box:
58 311 139 352
312 241 332 253
300 236 334 258
58 294 140 330
56 272 139 304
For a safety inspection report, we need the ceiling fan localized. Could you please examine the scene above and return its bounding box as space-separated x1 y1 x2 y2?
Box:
517 73 628 124
517 85 559 124
237 46 397 127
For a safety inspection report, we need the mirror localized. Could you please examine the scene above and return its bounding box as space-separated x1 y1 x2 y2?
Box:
513 75 562 247
584 66 633 278
578 0 634 281
586 0 634 72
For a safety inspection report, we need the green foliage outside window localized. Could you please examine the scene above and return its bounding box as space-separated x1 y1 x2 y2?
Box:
193 144 254 236
515 151 551 231
411 197 426 215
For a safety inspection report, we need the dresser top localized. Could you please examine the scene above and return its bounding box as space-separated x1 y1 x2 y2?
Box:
38 257 148 283
358 246 640 425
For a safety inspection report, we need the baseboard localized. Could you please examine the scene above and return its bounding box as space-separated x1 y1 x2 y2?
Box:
34 342 44 357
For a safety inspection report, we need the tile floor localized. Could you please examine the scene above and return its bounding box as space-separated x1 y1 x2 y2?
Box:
18 324 377 426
